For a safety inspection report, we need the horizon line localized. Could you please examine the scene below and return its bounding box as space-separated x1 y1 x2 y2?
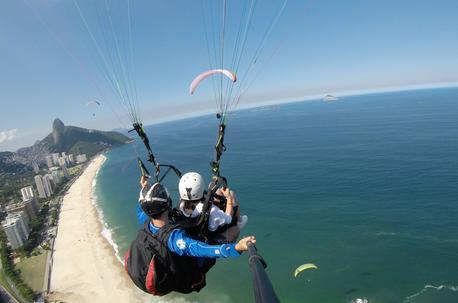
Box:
3 81 457 152
140 81 458 128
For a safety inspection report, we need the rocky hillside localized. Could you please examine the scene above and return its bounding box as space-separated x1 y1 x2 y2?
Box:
0 152 28 174
7 119 130 169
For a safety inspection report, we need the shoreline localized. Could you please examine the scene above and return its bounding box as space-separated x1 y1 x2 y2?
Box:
90 162 123 264
48 155 145 303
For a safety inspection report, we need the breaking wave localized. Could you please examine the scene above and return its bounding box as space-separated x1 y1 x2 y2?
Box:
403 284 458 302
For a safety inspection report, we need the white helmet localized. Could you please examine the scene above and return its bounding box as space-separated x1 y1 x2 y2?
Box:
179 172 206 201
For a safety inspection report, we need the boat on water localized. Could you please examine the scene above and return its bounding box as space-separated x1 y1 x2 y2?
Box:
323 94 339 102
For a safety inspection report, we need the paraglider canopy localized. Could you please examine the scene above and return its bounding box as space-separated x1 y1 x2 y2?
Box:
85 100 101 107
85 100 101 117
189 69 237 95
293 263 317 278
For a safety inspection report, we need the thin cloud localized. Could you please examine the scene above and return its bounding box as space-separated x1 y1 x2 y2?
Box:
0 129 18 144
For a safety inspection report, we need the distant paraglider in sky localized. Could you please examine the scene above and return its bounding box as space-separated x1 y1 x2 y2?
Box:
86 100 101 117
86 100 101 107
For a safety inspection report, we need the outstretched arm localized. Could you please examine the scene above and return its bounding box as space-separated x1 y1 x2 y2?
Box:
168 229 255 258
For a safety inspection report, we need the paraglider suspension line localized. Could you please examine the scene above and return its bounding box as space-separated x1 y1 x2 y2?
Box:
211 121 226 177
129 122 160 178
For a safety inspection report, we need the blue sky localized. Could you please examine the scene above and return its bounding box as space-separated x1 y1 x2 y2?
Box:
0 0 457 151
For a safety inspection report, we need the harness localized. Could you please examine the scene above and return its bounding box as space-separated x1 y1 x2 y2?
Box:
130 120 228 239
124 222 206 295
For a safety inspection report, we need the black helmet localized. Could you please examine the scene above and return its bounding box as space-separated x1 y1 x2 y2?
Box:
140 183 172 217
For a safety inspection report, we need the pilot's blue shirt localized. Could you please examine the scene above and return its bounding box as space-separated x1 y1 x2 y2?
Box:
136 205 240 258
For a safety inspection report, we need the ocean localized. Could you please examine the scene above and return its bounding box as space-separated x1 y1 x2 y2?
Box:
93 87 458 303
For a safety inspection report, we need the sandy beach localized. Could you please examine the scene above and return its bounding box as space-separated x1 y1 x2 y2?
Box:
49 155 145 303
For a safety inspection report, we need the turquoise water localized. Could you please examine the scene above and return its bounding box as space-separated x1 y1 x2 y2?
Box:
94 87 458 303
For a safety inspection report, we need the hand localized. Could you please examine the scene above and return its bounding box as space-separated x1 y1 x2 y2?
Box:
140 176 148 188
220 187 232 199
235 236 256 252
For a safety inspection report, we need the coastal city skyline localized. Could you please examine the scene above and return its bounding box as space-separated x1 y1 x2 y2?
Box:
2 150 87 252
1 0 458 151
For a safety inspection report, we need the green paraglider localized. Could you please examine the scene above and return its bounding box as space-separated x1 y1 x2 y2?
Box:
293 263 318 278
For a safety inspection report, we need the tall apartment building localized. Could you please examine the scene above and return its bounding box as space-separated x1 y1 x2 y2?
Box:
51 170 62 184
59 157 67 166
24 197 39 220
8 212 29 232
61 165 70 179
32 161 40 174
6 197 39 227
43 175 54 196
2 215 29 249
52 153 60 166
35 174 53 198
46 155 53 169
35 175 47 198
20 186 34 201
68 154 75 163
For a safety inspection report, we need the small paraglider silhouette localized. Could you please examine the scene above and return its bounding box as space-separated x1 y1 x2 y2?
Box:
86 100 101 117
